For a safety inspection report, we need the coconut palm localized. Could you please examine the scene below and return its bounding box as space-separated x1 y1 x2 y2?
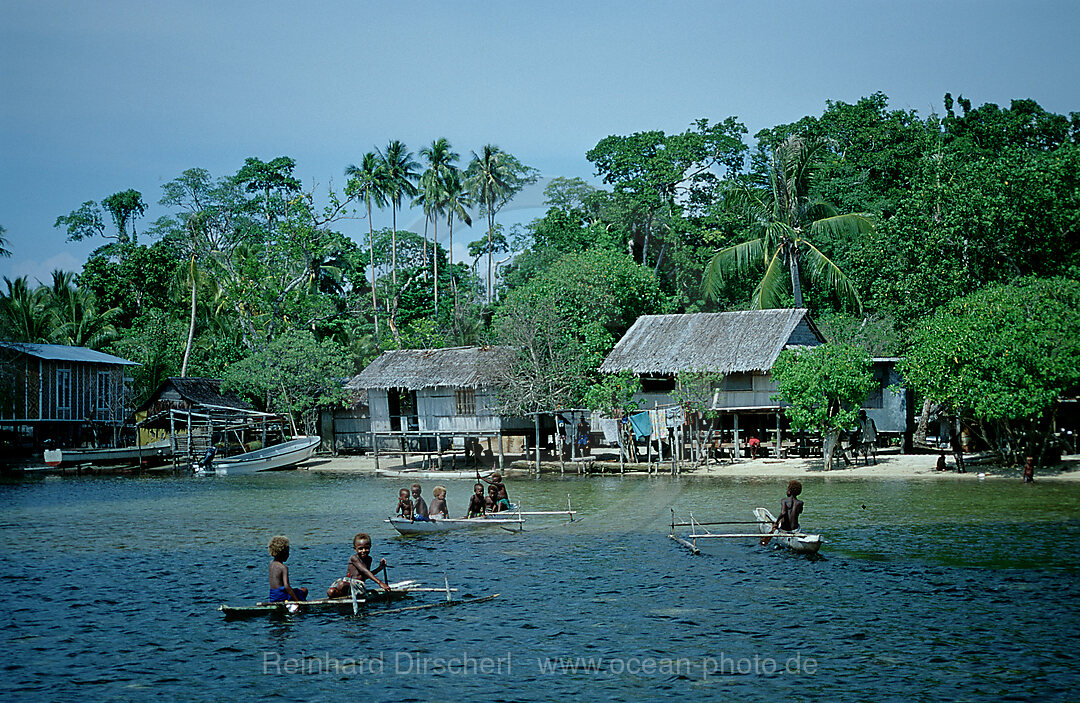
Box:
703 135 872 311
45 270 118 349
0 276 51 343
0 225 11 258
345 153 388 337
377 141 420 289
419 139 459 314
466 145 515 304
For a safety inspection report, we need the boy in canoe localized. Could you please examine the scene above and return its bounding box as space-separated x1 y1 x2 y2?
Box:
429 485 448 519
267 535 308 603
411 483 429 520
396 488 414 520
774 480 804 532
326 533 390 598
466 483 487 518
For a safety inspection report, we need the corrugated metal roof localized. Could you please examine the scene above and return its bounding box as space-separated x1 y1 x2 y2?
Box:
349 346 515 390
0 341 139 366
599 309 823 375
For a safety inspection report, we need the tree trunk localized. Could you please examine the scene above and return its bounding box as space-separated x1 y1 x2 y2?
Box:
789 243 803 308
486 206 494 304
368 203 379 339
181 255 196 377
913 398 935 448
433 216 439 315
391 207 398 288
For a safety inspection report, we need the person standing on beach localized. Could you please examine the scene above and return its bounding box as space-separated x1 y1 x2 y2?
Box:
1022 457 1035 483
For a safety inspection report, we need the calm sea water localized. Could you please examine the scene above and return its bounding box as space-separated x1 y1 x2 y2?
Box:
2 471 1079 702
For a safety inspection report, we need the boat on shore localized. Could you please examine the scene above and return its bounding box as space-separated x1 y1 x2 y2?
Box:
200 436 321 476
45 438 174 467
375 467 494 480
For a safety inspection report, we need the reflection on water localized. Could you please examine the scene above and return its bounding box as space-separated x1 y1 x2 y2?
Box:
2 472 1078 701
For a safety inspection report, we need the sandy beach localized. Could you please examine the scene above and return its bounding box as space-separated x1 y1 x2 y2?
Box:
304 449 1080 482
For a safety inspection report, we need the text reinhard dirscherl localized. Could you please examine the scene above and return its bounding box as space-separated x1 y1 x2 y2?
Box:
261 651 818 679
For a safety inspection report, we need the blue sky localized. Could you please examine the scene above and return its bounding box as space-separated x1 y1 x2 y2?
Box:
2 0 1078 284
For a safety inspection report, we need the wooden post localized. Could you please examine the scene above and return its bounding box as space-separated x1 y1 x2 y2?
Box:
533 414 540 475
436 432 442 471
618 420 625 475
497 431 505 471
372 431 380 472
776 411 782 458
557 413 565 474
733 413 740 462
400 436 406 468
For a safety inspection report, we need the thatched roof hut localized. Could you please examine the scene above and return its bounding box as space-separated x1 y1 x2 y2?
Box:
349 346 515 391
599 309 824 375
136 377 253 414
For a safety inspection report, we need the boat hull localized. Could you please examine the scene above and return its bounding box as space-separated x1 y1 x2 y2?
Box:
208 436 320 476
52 439 174 467
219 581 413 619
753 507 822 554
387 513 526 535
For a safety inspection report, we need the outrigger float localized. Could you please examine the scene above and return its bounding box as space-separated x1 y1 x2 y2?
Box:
668 508 823 555
386 497 578 535
219 577 498 620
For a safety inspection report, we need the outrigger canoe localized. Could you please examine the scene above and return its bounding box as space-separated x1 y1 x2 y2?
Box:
218 578 498 620
387 498 578 535
668 508 823 555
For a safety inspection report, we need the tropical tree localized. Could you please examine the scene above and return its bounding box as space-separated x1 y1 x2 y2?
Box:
54 189 148 254
466 145 538 303
0 225 11 258
418 138 459 313
442 166 473 304
43 270 118 349
345 152 389 338
702 134 873 311
378 141 420 290
0 277 52 343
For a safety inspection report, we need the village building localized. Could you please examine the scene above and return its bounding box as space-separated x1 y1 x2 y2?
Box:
348 346 535 467
598 309 910 455
319 383 370 455
0 341 138 454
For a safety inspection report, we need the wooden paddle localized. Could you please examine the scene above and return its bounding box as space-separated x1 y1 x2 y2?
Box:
760 520 779 547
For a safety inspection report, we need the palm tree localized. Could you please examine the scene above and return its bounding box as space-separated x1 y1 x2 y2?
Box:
345 153 388 338
0 225 11 258
466 145 514 304
45 270 118 349
419 139 459 314
703 135 873 311
377 141 420 289
0 277 51 343
442 167 473 320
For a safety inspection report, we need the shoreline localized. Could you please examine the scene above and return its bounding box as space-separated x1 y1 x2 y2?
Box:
305 450 1080 482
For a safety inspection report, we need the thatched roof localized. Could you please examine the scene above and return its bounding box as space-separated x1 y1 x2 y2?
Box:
599 309 824 375
349 346 515 391
136 377 253 413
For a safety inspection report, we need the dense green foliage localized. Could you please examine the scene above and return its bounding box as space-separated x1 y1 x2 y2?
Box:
3 93 1076 447
900 278 1080 462
772 343 875 468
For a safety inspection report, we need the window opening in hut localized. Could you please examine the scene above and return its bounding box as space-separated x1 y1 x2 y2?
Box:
641 375 676 392
388 388 418 432
56 368 72 412
455 389 476 415
96 371 110 412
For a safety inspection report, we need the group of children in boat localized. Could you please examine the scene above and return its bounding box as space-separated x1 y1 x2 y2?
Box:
395 473 511 521
266 473 514 604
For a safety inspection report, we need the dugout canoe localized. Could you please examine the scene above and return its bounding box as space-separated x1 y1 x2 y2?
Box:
753 507 823 554
219 579 417 619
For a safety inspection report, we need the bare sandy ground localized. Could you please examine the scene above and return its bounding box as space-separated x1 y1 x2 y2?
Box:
304 449 1080 482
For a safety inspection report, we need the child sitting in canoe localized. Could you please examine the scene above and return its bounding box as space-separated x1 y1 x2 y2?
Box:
466 483 487 518
487 484 511 513
396 488 414 520
411 482 429 520
326 532 390 598
428 485 448 519
774 480 804 532
267 535 308 603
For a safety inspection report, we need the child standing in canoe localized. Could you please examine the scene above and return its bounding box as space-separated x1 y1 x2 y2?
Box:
267 535 308 603
326 533 390 598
